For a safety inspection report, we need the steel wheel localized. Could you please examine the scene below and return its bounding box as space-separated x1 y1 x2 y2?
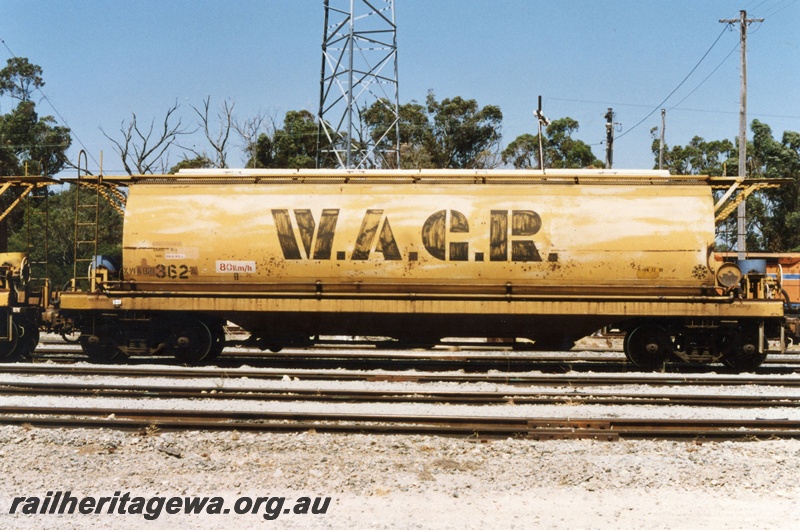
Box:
203 322 226 362
169 319 213 365
721 327 765 373
79 329 127 363
624 325 671 371
60 329 81 344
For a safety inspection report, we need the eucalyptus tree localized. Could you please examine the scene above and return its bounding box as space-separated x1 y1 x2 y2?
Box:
362 91 503 169
502 117 601 169
0 58 71 176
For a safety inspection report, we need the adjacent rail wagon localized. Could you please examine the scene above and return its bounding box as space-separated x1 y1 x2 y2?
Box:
717 252 800 310
53 168 792 371
0 175 57 361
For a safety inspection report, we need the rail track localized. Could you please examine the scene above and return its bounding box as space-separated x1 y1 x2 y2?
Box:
30 344 800 376
2 339 797 441
0 405 797 441
4 362 800 387
1 379 799 408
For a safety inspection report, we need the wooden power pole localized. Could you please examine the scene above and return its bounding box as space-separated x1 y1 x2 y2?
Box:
720 10 763 260
604 108 614 169
659 109 666 170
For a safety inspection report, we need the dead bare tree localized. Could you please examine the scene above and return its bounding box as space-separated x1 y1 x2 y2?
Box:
101 102 192 175
188 96 234 168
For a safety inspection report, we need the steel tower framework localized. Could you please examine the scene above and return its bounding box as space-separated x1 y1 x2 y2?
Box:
317 0 400 169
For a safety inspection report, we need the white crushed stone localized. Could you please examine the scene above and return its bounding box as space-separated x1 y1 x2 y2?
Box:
0 427 797 529
2 363 800 421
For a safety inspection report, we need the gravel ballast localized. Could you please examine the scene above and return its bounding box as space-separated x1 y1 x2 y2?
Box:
4 339 799 528
1 426 798 529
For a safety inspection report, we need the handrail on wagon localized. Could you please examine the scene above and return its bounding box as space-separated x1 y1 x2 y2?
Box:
709 176 789 224
93 168 715 185
173 168 676 178
73 169 792 202
0 175 60 223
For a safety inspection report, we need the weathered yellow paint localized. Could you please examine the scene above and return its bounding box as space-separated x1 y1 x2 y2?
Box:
56 170 791 353
58 291 783 319
119 172 718 297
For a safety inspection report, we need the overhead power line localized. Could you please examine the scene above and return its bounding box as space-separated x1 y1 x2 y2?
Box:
547 96 800 120
762 0 798 17
668 41 740 111
615 25 730 142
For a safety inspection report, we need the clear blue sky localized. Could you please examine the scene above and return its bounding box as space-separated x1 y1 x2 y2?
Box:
2 0 798 175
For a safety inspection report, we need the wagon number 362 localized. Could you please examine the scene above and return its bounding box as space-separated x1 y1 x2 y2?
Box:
155 264 190 280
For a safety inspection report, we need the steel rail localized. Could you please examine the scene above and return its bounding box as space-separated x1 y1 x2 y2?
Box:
31 342 800 362
2 364 800 386
0 405 797 440
33 344 800 358
1 381 799 408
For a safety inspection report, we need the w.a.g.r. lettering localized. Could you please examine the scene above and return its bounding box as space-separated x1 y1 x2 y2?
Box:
271 208 557 263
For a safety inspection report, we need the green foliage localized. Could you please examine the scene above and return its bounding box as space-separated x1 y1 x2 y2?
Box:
361 99 428 148
0 58 44 102
657 120 800 252
0 58 71 177
501 117 601 169
748 120 800 251
361 91 503 169
0 57 71 256
246 133 275 168
169 155 214 174
272 110 318 168
248 92 502 171
360 99 430 168
0 101 71 177
546 118 602 169
501 133 539 169
424 92 503 168
8 186 123 288
245 110 338 169
650 134 736 176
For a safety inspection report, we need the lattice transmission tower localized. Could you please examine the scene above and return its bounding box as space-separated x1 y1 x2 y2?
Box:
317 0 400 169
